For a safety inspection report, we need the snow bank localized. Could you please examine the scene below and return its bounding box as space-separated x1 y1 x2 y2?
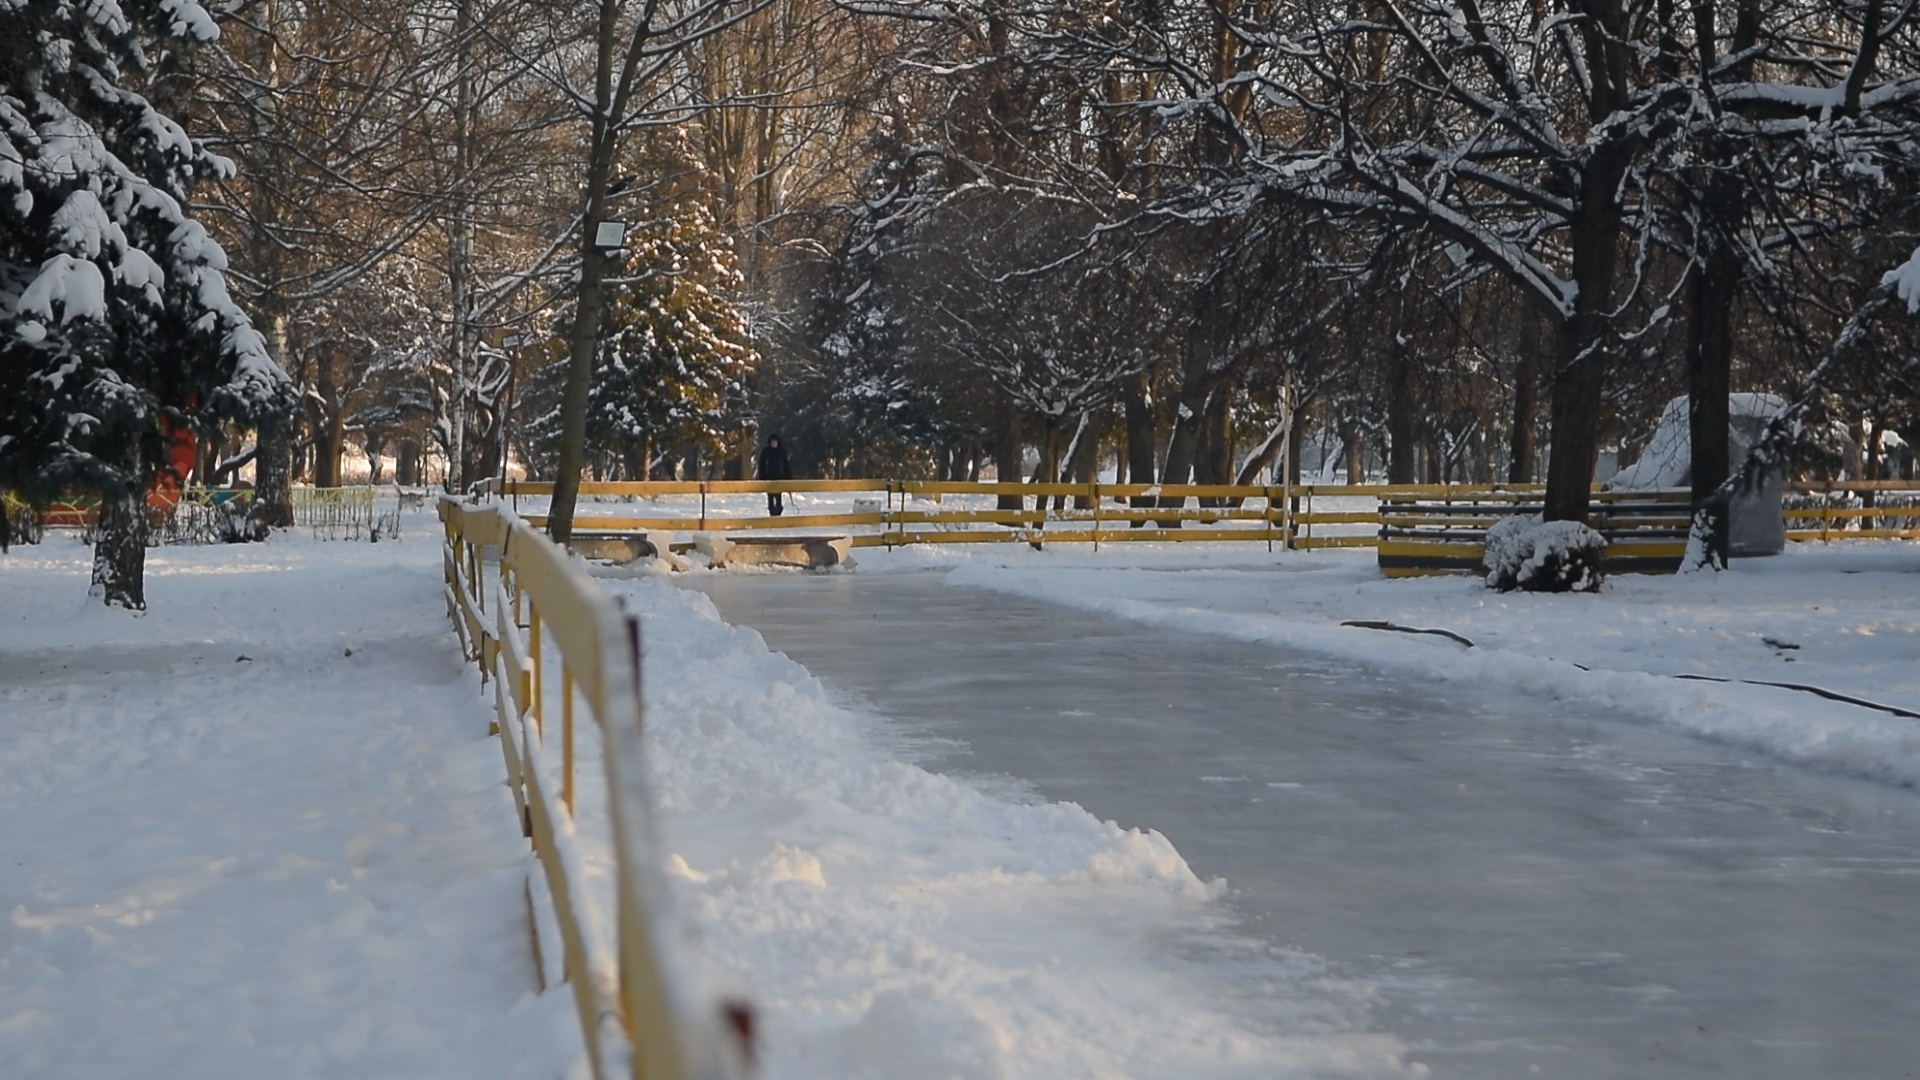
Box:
603 573 1425 1079
935 545 1920 789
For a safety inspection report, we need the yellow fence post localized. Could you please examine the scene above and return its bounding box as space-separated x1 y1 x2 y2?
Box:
562 663 575 815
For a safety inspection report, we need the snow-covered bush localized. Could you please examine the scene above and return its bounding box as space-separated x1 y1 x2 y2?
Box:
1484 515 1607 593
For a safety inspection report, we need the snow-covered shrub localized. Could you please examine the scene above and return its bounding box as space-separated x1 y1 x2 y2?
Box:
1484 515 1607 593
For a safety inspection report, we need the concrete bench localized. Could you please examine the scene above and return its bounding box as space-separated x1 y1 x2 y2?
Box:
694 534 854 569
564 531 657 564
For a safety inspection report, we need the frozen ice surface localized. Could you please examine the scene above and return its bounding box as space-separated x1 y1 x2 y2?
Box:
618 571 1420 1079
688 571 1920 1080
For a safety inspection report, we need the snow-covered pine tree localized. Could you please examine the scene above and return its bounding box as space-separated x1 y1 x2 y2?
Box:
0 0 296 608
523 149 757 479
594 200 756 468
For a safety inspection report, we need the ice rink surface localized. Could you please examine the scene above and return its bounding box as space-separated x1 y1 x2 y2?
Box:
689 571 1920 1080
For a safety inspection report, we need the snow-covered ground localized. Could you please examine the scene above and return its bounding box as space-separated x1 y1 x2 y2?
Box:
1 524 1419 1079
0 530 579 1079
851 540 1920 789
7 517 1913 1079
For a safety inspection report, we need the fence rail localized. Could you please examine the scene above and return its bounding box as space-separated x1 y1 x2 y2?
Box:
438 497 748 1080
503 478 1361 551
487 478 1920 575
1783 482 1920 542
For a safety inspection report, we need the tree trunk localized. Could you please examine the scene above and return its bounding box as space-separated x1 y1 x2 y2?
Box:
1199 391 1234 505
1287 413 1305 486
1054 412 1096 510
1542 317 1609 523
254 415 294 527
91 485 149 610
1543 154 1630 524
196 427 222 487
365 435 386 485
315 360 345 487
1508 348 1537 484
548 0 623 544
1031 415 1061 484
252 310 295 526
1124 371 1156 525
1387 340 1417 484
1863 419 1884 512
1235 414 1289 486
1685 223 1738 566
1159 386 1210 490
995 405 1024 513
1067 413 1101 509
396 440 420 486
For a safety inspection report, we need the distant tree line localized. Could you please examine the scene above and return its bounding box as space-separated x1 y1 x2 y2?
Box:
8 0 1920 604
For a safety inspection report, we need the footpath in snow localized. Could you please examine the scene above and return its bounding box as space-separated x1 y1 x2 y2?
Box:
0 534 576 1079
851 541 1920 790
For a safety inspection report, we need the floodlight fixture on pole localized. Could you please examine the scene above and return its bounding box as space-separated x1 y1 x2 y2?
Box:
593 220 628 250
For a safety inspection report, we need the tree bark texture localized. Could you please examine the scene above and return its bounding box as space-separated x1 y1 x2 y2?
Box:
995 405 1024 512
1543 152 1631 524
1123 371 1156 522
547 0 623 545
1685 219 1738 565
92 486 149 610
1387 340 1417 484
252 310 295 527
1508 352 1538 484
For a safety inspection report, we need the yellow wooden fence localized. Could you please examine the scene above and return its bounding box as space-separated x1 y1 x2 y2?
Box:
438 497 749 1080
488 478 1920 559
1784 481 1920 542
291 484 375 536
498 478 1394 551
1376 488 1695 577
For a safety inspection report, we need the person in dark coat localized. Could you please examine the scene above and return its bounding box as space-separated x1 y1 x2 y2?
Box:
757 434 793 516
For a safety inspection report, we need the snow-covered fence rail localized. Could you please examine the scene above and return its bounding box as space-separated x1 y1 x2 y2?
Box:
438 497 750 1080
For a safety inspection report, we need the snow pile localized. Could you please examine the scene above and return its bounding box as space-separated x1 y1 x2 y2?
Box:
1608 393 1789 489
1483 515 1606 593
605 573 1423 1079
